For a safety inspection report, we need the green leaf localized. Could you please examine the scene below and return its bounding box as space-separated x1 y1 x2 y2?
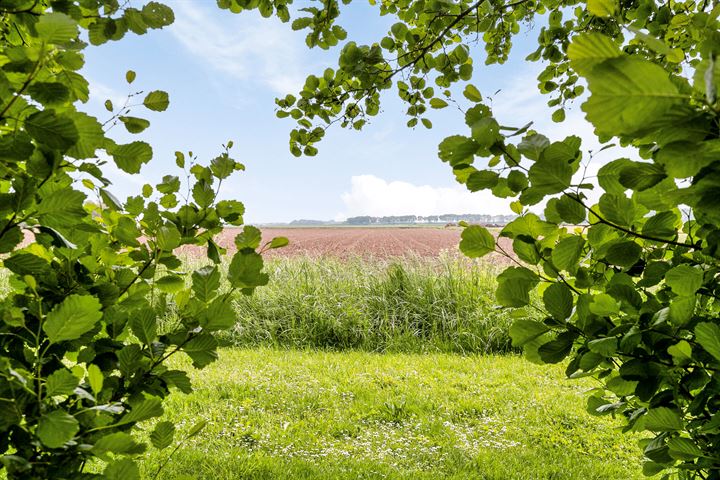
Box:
45 369 79 397
438 135 478 166
518 134 550 161
157 226 181 251
207 239 222 264
459 225 495 258
513 237 540 264
510 320 550 348
667 437 703 461
119 116 150 134
201 297 236 331
43 295 103 343
496 267 539 307
151 421 175 450
93 432 143 457
120 397 164 425
589 293 619 316
187 420 208 438
543 283 573 321
587 0 616 17
37 411 79 448
105 459 140 480
665 265 702 296
538 332 576 363
175 151 185 168
605 376 637 396
117 345 143 377
470 118 500 148
667 340 692 361
210 155 237 179
36 188 86 227
192 266 221 303
87 18 113 45
161 370 192 394
605 240 641 268
156 275 185 293
87 364 103 395
27 82 70 105
192 180 214 207
567 33 621 75
111 141 153 174
463 84 482 102
228 251 269 289
657 140 720 179
143 90 170 112
141 2 175 28
598 158 634 195
644 407 684 432
599 194 636 227
588 337 617 356
502 215 558 239
695 323 720 362
183 333 219 368
66 112 105 159
234 225 262 250
25 110 78 151
131 310 157 345
555 195 586 224
642 211 679 240
36 12 78 44
63 71 90 102
269 236 289 249
527 155 572 194
217 200 245 225
583 57 687 138
429 98 448 109
669 297 695 325
157 175 181 194
3 253 50 275
126 70 136 84
551 236 585 272
507 171 528 192
619 163 666 191
466 170 499 191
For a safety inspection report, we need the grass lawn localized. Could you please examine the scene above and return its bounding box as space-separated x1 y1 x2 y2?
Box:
141 349 643 479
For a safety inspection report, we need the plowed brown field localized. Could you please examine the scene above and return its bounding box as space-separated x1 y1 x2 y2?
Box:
205 227 510 260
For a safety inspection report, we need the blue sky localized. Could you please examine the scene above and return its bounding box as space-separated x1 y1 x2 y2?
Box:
81 1 611 223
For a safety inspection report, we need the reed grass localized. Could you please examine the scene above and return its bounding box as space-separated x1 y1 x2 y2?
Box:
216 254 518 354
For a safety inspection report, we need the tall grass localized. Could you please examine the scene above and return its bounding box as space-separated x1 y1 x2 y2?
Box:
0 251 517 354
218 255 517 354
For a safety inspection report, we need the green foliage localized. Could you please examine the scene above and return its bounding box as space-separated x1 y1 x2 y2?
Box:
245 0 720 476
0 2 269 478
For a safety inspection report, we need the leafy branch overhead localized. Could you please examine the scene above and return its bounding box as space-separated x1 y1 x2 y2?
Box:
226 0 720 476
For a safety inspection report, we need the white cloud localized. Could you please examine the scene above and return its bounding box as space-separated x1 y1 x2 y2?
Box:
167 1 307 94
87 78 127 112
337 175 513 219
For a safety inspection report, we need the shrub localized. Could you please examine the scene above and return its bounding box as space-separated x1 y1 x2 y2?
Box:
0 3 281 478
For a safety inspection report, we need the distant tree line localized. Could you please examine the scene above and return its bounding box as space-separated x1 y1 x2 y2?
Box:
345 214 517 225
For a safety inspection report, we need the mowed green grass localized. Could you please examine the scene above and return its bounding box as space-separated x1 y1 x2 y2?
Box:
141 349 644 480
